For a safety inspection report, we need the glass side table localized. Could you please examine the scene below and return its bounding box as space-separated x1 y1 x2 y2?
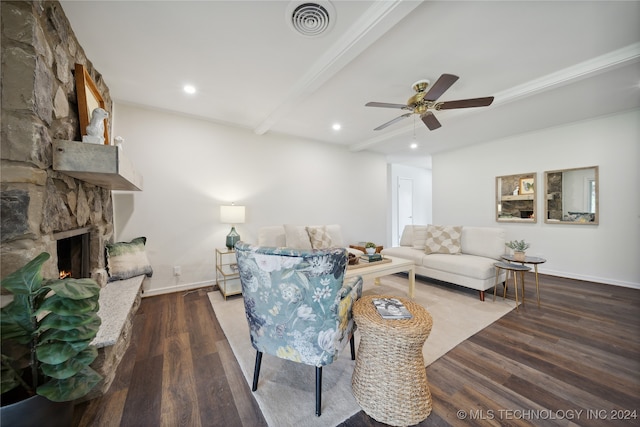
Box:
501 254 547 307
215 248 241 299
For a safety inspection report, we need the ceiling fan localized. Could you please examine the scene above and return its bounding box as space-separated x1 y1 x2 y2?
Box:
365 74 494 131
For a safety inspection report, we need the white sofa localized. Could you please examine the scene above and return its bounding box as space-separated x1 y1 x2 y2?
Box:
381 225 507 301
257 224 364 255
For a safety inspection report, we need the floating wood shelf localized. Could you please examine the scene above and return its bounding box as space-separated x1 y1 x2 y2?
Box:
501 194 534 201
53 140 142 191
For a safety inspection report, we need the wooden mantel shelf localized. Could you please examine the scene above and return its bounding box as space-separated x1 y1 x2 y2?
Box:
500 194 534 201
53 140 142 191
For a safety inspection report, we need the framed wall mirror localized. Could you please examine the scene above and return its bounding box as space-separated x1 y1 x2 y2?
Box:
544 166 599 225
496 172 537 223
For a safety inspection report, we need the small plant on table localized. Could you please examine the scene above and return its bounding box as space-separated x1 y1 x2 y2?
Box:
364 242 377 255
505 240 530 261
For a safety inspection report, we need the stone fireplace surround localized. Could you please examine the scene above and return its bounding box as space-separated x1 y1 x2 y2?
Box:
1 2 144 400
1 1 114 284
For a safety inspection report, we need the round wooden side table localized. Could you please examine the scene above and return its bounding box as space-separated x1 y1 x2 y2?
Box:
501 254 546 306
493 261 531 310
351 295 433 427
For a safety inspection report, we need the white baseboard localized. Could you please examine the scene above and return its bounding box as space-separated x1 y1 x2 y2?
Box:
539 268 640 290
139 270 639 297
142 280 216 297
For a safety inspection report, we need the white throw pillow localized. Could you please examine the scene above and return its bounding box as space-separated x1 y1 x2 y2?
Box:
258 226 286 247
284 224 313 249
324 224 344 246
412 225 429 249
399 225 414 247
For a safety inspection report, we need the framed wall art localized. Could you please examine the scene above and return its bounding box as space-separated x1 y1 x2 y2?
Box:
75 63 109 145
519 177 535 195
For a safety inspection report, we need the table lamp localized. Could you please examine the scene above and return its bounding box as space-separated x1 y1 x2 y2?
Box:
220 205 245 249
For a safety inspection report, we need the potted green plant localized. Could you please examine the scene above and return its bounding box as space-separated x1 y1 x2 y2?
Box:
1 252 102 425
505 240 530 261
365 242 377 255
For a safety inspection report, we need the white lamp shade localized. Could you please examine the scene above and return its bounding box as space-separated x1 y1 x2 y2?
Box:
220 205 245 224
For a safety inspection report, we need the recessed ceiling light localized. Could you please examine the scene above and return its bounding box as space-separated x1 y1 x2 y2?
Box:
410 142 418 149
183 85 196 94
332 123 341 131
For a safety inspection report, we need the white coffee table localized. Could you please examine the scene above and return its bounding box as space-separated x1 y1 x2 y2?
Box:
345 255 416 298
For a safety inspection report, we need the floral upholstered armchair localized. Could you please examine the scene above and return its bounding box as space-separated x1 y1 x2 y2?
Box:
234 242 363 416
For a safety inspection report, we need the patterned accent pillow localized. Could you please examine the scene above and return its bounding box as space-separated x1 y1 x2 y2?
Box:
306 226 333 249
424 225 463 255
106 237 153 282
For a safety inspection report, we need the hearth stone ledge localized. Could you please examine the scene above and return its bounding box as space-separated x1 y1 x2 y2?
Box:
81 274 145 402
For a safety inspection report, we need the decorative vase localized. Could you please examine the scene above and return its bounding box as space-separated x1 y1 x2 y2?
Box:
514 251 526 262
226 226 240 250
0 394 73 427
366 247 376 255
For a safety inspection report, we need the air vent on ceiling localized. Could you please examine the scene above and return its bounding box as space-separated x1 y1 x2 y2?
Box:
287 1 335 37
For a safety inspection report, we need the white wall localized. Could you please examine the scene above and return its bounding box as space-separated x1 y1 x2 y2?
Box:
388 163 432 246
432 109 640 288
112 103 388 295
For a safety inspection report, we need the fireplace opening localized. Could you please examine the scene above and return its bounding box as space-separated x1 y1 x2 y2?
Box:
55 229 90 279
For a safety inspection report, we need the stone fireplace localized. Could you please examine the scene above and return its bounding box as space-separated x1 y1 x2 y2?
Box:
1 3 144 399
1 1 114 285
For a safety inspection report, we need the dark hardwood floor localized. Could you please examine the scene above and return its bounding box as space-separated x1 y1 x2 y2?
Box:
73 273 640 427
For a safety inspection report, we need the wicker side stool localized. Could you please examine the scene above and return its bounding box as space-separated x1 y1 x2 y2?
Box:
351 295 433 427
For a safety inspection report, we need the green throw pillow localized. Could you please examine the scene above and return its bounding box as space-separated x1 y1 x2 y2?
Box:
106 237 153 282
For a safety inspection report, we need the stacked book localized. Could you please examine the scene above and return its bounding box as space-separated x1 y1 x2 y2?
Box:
360 253 383 263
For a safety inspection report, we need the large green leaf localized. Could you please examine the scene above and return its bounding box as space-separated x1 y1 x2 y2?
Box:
0 252 50 295
38 318 101 342
37 366 102 402
37 311 99 332
73 346 98 367
40 346 97 379
36 340 88 365
43 278 101 300
0 294 37 340
37 294 99 316
1 354 25 394
40 357 84 380
1 369 22 394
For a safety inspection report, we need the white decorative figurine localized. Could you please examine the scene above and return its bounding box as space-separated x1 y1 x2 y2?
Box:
83 107 109 144
114 136 125 151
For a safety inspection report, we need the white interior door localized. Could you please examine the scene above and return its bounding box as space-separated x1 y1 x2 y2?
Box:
398 177 413 245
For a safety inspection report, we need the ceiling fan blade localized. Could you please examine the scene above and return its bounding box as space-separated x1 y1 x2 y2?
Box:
424 74 459 101
365 102 409 109
374 113 412 131
421 112 441 130
437 96 494 110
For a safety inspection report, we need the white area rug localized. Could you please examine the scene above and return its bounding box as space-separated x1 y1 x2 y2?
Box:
208 275 515 427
